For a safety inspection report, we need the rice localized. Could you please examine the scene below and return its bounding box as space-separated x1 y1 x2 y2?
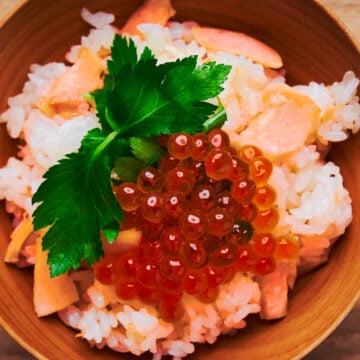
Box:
0 4 359 360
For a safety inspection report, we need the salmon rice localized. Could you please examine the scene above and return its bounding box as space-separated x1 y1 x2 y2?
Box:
1 0 360 359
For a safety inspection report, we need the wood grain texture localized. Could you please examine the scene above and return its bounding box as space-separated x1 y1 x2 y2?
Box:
0 1 359 359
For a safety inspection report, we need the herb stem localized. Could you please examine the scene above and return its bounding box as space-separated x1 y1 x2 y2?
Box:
93 130 120 161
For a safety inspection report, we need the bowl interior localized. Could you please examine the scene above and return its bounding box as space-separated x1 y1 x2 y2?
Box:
0 0 360 359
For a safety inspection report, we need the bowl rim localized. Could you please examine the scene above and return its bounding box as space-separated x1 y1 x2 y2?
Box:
0 1 360 359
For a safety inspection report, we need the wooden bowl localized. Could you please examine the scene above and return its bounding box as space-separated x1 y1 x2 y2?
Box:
0 1 359 359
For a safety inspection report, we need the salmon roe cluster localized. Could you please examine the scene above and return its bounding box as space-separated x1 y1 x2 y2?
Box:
94 129 299 322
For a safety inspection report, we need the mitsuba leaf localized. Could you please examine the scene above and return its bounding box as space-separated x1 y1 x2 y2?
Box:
104 53 231 137
130 136 164 164
113 156 145 182
32 34 232 277
32 129 123 277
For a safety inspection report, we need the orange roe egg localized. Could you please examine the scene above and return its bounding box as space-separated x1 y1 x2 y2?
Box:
274 235 299 261
235 244 259 272
207 207 234 237
183 269 208 295
248 157 273 184
98 129 287 316
205 149 233 180
113 182 140 211
93 254 118 285
231 179 256 204
239 144 263 163
254 256 276 275
207 128 230 149
252 233 276 257
168 132 194 160
137 167 165 193
253 184 277 209
191 132 211 161
252 207 279 232
140 192 164 223
165 166 195 194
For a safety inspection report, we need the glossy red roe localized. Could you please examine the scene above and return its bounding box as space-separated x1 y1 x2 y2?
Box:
229 156 249 181
252 207 279 232
113 182 140 211
179 209 207 239
253 184 277 209
116 250 139 277
207 207 234 236
137 284 162 305
190 184 217 211
140 192 164 223
249 157 273 184
139 218 165 240
254 256 276 275
160 226 184 255
197 285 219 303
165 166 195 194
115 280 138 300
235 244 259 272
180 239 208 268
93 255 118 285
239 144 263 163
205 149 233 181
252 233 276 257
137 167 165 193
236 202 258 222
160 256 186 281
183 269 208 295
136 261 162 288
157 153 181 174
274 235 299 261
162 191 188 221
201 235 226 254
191 132 211 161
102 129 282 315
168 132 194 160
203 263 228 287
207 128 230 149
138 239 165 263
210 243 237 267
228 221 254 245
231 179 256 204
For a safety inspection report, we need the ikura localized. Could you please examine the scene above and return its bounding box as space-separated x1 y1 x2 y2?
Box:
238 144 263 163
137 167 164 193
274 235 299 261
94 130 284 321
253 184 277 209
191 132 211 161
140 193 164 223
248 157 273 184
179 209 207 239
207 207 234 236
165 166 195 194
168 132 194 159
207 128 230 149
113 182 140 211
205 149 233 180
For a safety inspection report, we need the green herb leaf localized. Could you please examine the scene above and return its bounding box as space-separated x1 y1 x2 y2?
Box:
130 136 164 164
113 156 145 182
32 129 123 277
32 34 231 277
